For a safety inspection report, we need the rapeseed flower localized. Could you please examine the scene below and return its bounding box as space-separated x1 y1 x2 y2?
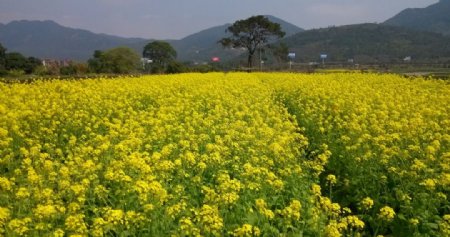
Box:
0 72 447 236
359 197 374 210
194 205 223 236
8 218 32 236
232 224 261 237
378 206 395 222
0 207 10 234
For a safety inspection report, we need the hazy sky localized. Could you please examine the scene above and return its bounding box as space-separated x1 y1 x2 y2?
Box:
0 0 438 39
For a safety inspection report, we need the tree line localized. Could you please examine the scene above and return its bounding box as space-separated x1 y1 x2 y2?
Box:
1 15 287 77
87 41 184 74
0 42 183 76
0 44 42 76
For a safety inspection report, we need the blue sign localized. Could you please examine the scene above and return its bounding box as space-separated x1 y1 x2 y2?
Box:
288 52 296 59
320 54 328 59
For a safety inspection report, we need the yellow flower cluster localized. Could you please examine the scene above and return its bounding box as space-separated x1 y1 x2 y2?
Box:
378 206 396 222
324 215 365 237
277 200 302 222
0 207 10 235
232 223 261 237
0 73 318 236
0 72 447 236
255 199 275 219
193 205 223 236
359 197 374 211
270 73 449 236
326 174 337 185
439 215 450 236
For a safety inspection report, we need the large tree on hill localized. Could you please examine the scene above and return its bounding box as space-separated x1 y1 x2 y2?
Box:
142 41 177 73
219 15 285 69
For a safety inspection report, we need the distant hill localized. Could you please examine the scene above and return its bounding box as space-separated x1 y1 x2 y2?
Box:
0 16 303 62
0 20 149 60
384 0 450 36
266 15 304 37
173 15 304 62
282 23 450 63
171 23 234 62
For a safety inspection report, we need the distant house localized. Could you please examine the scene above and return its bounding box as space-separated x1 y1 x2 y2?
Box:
42 59 72 68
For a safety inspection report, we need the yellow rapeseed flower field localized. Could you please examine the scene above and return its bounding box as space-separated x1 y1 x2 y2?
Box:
0 72 448 236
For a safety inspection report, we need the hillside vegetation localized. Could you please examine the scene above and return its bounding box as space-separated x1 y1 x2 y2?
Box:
282 23 450 63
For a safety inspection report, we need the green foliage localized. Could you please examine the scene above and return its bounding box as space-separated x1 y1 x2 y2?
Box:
188 64 221 73
33 66 50 76
149 64 165 74
219 15 285 68
103 47 140 74
88 47 140 74
189 64 213 73
2 49 41 74
5 53 27 71
87 50 105 73
7 69 25 77
26 57 42 74
0 43 6 76
0 43 6 68
165 61 187 74
143 41 177 72
59 64 78 76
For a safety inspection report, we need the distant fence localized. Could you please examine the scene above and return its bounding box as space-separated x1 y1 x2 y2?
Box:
235 61 449 71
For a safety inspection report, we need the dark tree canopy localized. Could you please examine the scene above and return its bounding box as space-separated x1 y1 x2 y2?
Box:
87 50 105 73
24 57 42 74
103 47 140 74
0 43 6 74
0 43 42 75
142 41 177 72
4 53 41 74
88 47 140 74
5 52 28 71
0 43 6 60
219 15 285 68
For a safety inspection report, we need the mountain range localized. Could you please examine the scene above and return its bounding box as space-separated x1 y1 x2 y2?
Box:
384 0 450 36
0 16 302 61
0 1 450 63
0 20 147 60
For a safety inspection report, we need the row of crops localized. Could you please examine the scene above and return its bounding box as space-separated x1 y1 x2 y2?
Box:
0 73 449 236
